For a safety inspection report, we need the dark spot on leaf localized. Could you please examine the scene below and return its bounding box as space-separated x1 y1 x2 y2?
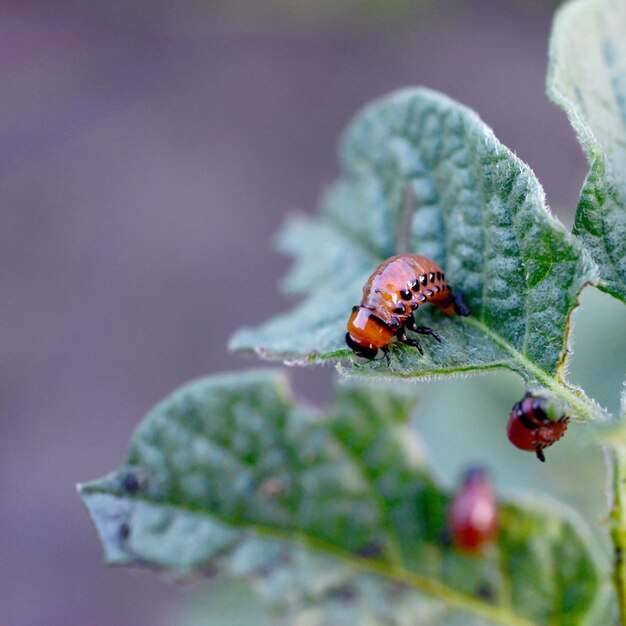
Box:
122 471 147 493
476 584 495 601
119 522 131 541
438 527 453 548
390 582 409 600
201 564 220 580
330 584 358 603
356 542 383 559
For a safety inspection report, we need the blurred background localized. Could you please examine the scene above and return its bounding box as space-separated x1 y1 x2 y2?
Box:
2 1 625 624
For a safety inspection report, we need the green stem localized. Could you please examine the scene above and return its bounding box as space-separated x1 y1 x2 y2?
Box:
609 444 626 626
465 318 606 422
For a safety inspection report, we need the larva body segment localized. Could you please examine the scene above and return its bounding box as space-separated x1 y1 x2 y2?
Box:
507 392 570 462
345 254 469 363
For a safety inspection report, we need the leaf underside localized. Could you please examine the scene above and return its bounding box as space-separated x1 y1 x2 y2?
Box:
548 0 626 304
80 370 602 626
229 88 596 384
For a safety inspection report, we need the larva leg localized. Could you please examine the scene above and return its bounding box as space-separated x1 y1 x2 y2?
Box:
401 337 424 355
404 313 419 331
414 326 442 343
396 328 424 355
405 314 442 343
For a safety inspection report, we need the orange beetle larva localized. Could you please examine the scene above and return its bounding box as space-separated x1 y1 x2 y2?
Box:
507 392 570 462
450 466 498 555
345 254 470 365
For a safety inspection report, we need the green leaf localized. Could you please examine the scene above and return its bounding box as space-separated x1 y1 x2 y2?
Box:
229 89 598 414
547 0 626 303
80 370 604 626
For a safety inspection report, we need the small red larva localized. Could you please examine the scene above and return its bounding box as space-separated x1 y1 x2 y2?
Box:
507 392 570 462
345 254 470 365
450 467 498 555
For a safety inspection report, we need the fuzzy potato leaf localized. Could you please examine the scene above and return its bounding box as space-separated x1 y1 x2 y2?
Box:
230 89 596 390
80 370 603 626
547 0 626 303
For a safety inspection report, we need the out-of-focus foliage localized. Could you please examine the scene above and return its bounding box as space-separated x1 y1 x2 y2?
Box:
175 287 626 626
80 371 604 625
548 0 626 303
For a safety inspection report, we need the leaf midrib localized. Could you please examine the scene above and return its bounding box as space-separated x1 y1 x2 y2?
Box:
464 317 604 422
83 486 536 626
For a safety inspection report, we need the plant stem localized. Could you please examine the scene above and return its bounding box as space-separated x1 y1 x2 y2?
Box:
609 444 626 626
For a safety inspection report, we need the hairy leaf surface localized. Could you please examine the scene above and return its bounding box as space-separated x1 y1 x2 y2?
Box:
230 89 596 388
548 0 626 303
80 370 603 626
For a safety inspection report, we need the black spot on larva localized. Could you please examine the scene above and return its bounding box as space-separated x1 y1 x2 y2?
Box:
411 280 420 291
429 272 435 282
417 294 427 303
442 273 445 281
400 289 412 300
411 302 418 310
425 289 434 297
419 274 427 286
436 271 442 280
352 305 360 312
433 285 440 294
394 304 406 314
119 522 131 540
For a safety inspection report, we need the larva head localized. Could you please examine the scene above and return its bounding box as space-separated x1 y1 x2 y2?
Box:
507 393 570 462
345 307 394 360
450 466 498 555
